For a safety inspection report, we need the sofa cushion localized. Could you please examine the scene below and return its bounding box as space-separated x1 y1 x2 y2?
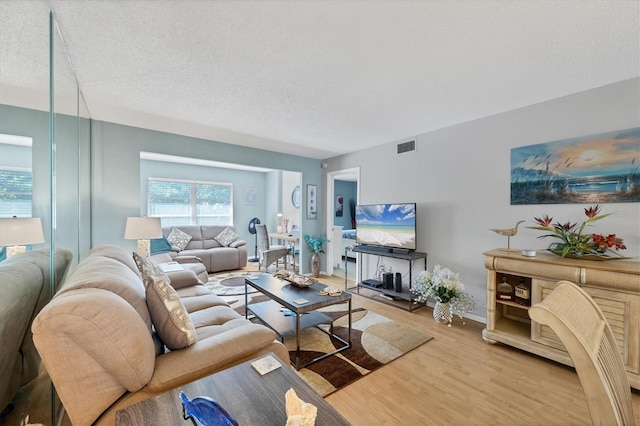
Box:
143 274 197 350
214 227 239 247
58 254 152 330
168 228 192 251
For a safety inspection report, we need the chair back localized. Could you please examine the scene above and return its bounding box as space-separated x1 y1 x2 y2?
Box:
529 280 635 426
255 224 270 252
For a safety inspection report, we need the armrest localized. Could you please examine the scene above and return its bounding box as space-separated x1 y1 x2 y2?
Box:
166 270 200 289
175 256 203 264
147 323 278 391
229 240 247 248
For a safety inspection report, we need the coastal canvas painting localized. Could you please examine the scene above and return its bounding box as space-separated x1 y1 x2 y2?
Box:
511 127 640 205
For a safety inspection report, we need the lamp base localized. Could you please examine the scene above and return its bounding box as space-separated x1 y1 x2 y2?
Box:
7 245 27 258
137 239 151 257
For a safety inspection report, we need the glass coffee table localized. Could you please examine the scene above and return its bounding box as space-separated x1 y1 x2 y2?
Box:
245 274 352 370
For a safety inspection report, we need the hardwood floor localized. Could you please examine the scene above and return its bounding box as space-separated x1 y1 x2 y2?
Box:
5 266 639 425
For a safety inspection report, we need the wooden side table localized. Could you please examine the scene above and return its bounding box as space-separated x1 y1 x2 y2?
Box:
116 354 349 425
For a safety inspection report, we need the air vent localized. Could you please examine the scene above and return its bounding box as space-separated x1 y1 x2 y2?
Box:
397 140 416 154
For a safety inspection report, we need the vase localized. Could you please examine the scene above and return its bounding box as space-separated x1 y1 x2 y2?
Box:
311 253 320 278
433 301 451 324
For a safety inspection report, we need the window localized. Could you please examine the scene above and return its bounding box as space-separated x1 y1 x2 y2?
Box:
148 178 233 226
0 169 33 218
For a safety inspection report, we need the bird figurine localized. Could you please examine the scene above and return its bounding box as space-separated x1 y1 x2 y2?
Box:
490 220 525 251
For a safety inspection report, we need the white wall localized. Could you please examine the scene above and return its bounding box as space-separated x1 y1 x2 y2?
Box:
323 78 640 321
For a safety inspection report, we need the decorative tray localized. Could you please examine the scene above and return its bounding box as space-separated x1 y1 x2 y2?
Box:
273 270 317 287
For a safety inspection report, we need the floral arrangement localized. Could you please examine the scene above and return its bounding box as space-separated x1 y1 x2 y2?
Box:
304 234 328 254
528 204 626 258
411 265 477 322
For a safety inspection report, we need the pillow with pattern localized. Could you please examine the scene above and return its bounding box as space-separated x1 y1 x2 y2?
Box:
133 251 170 283
167 228 192 251
214 227 239 247
143 274 197 350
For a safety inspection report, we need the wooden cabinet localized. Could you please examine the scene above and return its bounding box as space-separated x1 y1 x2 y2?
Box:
483 249 640 390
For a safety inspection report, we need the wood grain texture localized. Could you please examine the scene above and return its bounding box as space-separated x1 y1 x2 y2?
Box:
116 355 349 426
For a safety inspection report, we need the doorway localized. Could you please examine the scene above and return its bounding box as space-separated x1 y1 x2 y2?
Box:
326 167 360 283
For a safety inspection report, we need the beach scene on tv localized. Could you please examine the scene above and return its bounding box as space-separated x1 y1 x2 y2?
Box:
356 203 416 250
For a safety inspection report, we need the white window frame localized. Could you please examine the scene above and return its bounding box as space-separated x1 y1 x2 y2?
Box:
147 177 233 226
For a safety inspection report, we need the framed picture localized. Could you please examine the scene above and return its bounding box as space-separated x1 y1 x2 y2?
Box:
306 184 317 220
244 187 257 206
510 127 640 204
335 194 344 217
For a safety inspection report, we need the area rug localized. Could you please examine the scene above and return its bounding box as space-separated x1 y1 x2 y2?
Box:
285 304 432 396
205 271 269 296
223 292 433 397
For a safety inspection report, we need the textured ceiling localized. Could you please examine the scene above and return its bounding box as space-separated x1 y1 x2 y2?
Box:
1 0 639 159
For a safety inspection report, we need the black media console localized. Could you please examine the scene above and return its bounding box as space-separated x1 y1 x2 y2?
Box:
349 245 428 312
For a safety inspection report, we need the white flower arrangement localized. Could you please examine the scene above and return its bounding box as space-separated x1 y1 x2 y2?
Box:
411 264 477 322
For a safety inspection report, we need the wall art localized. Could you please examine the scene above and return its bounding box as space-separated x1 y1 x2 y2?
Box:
306 184 317 220
511 127 639 205
335 194 344 217
244 187 257 206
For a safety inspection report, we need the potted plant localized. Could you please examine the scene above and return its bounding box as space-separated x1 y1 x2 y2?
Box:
411 265 477 326
528 204 626 259
304 234 328 278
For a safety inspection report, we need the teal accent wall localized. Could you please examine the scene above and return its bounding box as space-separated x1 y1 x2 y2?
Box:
333 180 356 230
140 159 270 244
91 120 322 273
0 104 91 263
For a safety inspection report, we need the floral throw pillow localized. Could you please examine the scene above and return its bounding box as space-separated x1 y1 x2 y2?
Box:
214 227 239 247
143 274 197 350
167 228 192 251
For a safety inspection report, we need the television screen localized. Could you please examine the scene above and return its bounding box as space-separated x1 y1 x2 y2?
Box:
355 203 416 250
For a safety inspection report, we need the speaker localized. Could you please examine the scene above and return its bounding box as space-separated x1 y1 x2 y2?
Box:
382 272 393 289
394 273 402 292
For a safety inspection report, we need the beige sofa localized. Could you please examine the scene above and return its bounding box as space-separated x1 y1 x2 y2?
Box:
162 225 248 273
0 248 72 416
32 244 288 425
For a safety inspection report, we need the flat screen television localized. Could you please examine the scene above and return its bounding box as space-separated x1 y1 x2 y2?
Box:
355 203 416 251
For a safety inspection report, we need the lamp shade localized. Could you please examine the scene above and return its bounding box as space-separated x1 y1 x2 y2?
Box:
0 217 45 246
124 217 162 240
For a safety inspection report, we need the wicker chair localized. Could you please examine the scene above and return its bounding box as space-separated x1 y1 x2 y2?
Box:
255 224 288 272
529 280 636 426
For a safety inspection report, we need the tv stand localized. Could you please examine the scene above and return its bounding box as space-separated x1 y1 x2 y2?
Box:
350 245 428 312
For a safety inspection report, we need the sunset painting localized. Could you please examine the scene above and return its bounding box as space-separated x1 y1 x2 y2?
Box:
511 127 640 204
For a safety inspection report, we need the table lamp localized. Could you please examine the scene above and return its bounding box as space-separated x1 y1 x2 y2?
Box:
0 216 45 258
124 217 162 257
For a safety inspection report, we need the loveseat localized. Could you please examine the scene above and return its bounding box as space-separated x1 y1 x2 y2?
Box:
159 225 248 273
32 244 288 425
0 248 72 415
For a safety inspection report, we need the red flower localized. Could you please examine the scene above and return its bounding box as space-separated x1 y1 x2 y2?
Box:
584 204 601 219
592 234 609 249
592 234 627 251
534 214 553 227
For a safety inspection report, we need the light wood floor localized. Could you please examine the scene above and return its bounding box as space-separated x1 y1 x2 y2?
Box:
5 266 639 425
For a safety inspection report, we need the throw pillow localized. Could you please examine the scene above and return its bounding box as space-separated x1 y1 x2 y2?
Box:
132 252 170 283
167 228 192 251
214 227 239 247
150 236 172 255
143 274 197 350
